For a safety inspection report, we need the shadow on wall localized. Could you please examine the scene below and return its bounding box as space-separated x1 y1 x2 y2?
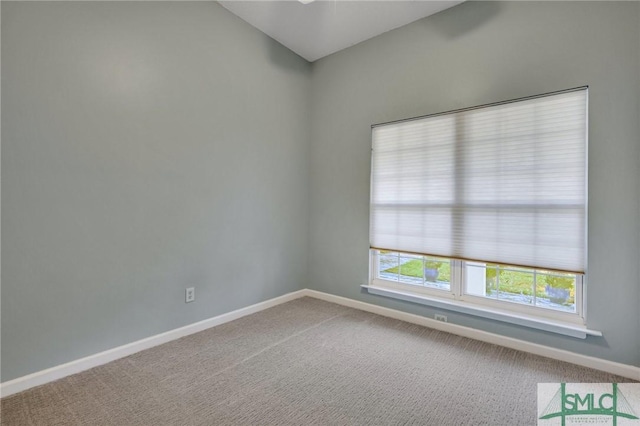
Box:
429 1 503 39
266 38 312 72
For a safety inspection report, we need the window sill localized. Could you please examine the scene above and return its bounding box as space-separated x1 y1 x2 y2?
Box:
361 285 602 339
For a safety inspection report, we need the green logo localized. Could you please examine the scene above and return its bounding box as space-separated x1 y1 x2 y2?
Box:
539 383 639 425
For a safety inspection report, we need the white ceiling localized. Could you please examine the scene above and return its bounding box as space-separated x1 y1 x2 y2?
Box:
218 1 464 62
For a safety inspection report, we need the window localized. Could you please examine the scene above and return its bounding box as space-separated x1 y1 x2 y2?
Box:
370 250 582 324
367 88 589 334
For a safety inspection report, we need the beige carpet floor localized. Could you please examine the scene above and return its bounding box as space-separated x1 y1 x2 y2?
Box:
1 297 635 425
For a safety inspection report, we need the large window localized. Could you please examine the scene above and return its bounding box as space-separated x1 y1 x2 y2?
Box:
368 88 588 329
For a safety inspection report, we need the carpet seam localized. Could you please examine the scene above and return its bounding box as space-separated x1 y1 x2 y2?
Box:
201 312 346 381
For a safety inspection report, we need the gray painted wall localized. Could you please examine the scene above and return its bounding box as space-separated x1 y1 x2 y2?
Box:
309 2 640 367
1 2 310 381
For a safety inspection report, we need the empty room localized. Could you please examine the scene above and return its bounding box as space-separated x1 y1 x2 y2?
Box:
1 1 639 425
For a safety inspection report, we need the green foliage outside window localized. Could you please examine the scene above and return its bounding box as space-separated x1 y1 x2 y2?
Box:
382 256 574 305
385 259 451 282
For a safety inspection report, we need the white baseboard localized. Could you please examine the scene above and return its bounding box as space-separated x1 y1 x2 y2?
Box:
302 289 640 381
2 288 638 398
0 290 307 398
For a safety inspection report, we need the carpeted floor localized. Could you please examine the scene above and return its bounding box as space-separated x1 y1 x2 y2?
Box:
1 297 634 425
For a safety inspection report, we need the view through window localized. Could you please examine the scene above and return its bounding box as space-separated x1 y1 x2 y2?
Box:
373 250 578 314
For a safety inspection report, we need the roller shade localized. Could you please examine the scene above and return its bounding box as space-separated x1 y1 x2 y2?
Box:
370 88 587 273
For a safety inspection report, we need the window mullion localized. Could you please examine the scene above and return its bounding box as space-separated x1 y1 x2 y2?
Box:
577 275 585 320
452 259 463 299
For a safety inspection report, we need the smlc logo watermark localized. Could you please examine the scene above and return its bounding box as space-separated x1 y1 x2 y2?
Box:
538 383 640 426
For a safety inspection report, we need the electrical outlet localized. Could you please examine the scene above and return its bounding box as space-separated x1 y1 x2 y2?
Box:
185 287 195 303
434 314 447 322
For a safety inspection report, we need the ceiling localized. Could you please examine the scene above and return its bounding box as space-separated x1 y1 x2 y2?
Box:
218 1 464 62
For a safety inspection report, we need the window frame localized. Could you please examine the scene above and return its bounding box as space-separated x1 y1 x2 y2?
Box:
369 249 586 327
367 88 591 336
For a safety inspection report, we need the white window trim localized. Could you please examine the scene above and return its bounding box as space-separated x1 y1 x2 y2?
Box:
366 250 600 339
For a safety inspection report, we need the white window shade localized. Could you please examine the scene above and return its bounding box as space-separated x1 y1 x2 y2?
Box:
370 88 587 273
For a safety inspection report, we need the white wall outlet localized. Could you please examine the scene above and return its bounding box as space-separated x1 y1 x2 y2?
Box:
185 287 195 303
434 314 447 322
